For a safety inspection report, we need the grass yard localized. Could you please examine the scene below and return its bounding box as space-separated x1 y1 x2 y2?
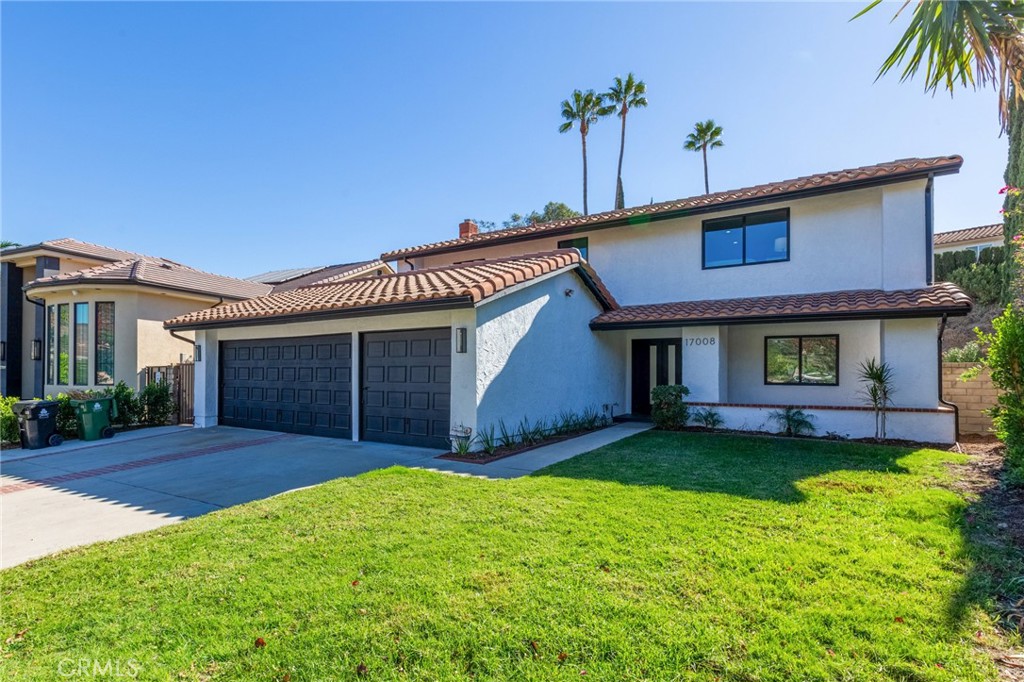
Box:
1 431 1020 681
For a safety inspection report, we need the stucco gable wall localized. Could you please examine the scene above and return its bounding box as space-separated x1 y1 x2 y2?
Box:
474 270 624 432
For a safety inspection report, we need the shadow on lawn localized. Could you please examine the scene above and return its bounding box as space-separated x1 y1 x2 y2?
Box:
534 430 912 503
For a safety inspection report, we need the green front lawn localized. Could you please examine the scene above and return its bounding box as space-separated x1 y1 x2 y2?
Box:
0 432 1017 681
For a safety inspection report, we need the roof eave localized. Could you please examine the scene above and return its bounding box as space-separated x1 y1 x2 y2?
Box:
589 305 972 330
164 296 476 331
383 162 962 261
24 277 264 302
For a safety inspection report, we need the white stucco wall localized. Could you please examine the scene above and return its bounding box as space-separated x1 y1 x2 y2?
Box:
880 318 940 408
474 270 624 432
191 308 478 437
38 288 200 395
707 405 955 444
403 180 930 305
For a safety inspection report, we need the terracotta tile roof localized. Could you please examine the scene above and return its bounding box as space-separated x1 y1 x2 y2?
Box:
0 238 169 263
382 155 963 260
165 250 617 330
933 223 1004 246
590 283 972 329
25 259 273 301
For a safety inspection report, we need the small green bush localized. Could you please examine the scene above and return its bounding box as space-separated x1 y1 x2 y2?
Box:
105 381 143 428
1 395 20 443
943 341 985 363
650 385 690 430
767 407 816 437
692 407 725 430
140 381 174 426
947 263 1004 304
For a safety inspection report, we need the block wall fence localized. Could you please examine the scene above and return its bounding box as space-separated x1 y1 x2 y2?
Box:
942 362 1000 436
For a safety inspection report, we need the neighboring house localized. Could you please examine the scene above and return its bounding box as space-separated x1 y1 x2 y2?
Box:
247 260 392 293
0 239 272 399
167 155 972 446
933 223 1004 255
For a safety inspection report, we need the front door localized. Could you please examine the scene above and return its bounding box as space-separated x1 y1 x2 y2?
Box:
631 339 683 416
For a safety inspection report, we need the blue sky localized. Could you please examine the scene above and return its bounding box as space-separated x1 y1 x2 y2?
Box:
1 2 1007 278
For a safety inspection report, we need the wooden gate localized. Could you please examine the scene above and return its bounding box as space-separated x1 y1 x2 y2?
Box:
141 362 195 424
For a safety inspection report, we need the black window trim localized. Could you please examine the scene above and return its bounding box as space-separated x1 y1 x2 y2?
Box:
763 333 839 386
95 301 115 386
702 207 791 270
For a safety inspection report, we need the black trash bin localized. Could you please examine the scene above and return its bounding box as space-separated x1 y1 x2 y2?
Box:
13 400 64 450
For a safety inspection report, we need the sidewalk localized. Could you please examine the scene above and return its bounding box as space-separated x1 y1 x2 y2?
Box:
416 421 653 479
1 425 189 463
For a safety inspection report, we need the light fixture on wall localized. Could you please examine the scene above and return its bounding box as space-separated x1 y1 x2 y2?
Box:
195 344 202 362
30 339 42 361
455 327 467 354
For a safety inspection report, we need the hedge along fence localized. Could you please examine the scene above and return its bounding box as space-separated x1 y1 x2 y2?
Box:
943 362 1001 435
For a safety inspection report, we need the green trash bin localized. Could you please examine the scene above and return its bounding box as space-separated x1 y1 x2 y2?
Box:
71 397 118 441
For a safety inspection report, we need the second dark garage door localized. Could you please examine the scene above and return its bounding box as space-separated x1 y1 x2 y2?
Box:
361 328 451 448
220 334 352 438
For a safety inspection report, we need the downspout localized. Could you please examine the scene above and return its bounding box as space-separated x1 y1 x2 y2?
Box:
24 292 44 309
937 313 959 441
168 329 194 347
925 173 935 284
403 258 415 271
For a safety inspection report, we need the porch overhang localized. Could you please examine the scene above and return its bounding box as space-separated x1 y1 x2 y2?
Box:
589 283 972 331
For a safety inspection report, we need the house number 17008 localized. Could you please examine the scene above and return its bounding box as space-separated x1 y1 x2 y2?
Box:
684 337 716 346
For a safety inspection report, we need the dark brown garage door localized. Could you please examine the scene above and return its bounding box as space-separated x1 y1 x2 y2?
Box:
361 328 451 448
220 335 352 438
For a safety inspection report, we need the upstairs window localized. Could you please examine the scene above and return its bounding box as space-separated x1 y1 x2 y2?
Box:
703 209 789 269
557 237 589 260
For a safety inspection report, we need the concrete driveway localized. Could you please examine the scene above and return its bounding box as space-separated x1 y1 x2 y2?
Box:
0 426 443 569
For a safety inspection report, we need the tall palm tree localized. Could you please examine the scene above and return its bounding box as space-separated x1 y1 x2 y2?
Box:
683 120 724 195
605 73 648 209
855 1 1024 129
559 89 613 215
0 240 20 249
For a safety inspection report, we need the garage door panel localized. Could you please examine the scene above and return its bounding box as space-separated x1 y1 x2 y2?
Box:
220 333 352 438
361 328 451 449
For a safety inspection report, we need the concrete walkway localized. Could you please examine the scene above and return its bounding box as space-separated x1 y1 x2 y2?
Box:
421 421 653 479
1 422 649 568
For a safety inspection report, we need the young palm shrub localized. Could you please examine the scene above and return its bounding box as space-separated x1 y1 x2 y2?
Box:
476 425 498 456
518 416 535 445
692 407 725 430
582 406 603 430
858 358 895 441
768 407 816 437
497 419 517 448
450 433 473 456
531 418 549 443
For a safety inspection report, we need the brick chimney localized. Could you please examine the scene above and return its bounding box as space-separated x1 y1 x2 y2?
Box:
459 219 478 239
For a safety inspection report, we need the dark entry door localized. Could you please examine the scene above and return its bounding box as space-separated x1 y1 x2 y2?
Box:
631 339 683 416
219 334 352 438
361 328 451 448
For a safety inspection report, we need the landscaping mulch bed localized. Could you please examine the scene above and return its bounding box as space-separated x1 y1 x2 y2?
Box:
438 425 612 464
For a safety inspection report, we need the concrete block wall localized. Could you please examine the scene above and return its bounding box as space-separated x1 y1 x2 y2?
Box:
943 362 1000 435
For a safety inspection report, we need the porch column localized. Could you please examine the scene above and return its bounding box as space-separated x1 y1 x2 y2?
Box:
681 326 728 403
193 329 219 428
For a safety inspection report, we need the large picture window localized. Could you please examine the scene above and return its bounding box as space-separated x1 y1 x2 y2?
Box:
703 209 789 269
46 305 56 385
74 302 89 385
57 303 70 385
765 335 838 386
95 302 115 385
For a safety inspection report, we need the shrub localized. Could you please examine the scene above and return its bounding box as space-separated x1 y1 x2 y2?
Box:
140 381 174 426
105 381 143 428
692 407 725 430
858 358 896 441
650 385 690 430
943 341 985 363
497 419 517 448
768 407 816 437
947 263 1004 303
476 425 497 455
52 394 78 438
0 396 20 443
976 304 1024 483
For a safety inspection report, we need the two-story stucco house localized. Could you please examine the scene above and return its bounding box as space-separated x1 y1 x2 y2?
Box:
167 155 972 447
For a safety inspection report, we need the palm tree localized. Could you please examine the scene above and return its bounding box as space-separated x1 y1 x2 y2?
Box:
0 240 20 249
855 1 1024 129
559 89 613 215
605 73 648 209
683 120 724 194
